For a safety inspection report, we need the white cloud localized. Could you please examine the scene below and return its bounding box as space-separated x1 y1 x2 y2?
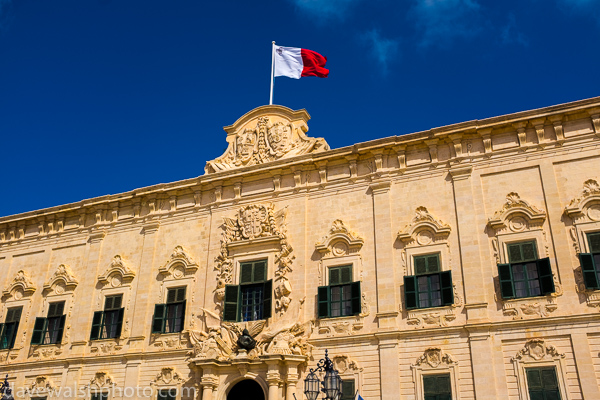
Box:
501 14 529 46
411 0 482 48
288 0 362 22
360 29 400 75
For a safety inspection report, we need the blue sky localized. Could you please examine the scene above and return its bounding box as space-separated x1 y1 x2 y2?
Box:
1 0 599 217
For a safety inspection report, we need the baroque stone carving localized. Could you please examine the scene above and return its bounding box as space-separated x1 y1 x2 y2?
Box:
97 255 135 288
397 207 451 245
43 264 78 295
159 245 199 279
215 204 294 314
2 270 36 300
332 355 363 374
564 179 600 223
512 339 565 362
90 341 123 355
488 192 546 233
412 348 458 368
28 375 56 391
86 372 115 389
405 284 463 328
151 367 186 386
315 219 364 257
31 346 62 360
205 106 329 174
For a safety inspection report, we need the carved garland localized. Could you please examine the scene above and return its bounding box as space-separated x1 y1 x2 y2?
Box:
214 204 295 315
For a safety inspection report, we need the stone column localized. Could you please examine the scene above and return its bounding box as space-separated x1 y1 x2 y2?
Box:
285 358 303 400
200 367 217 400
266 360 282 400
376 332 400 400
370 181 399 329
571 332 600 399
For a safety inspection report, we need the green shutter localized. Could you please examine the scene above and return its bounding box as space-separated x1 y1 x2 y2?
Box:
537 258 555 295
31 317 47 345
223 285 240 322
579 253 599 290
415 256 427 275
351 281 361 315
587 232 600 253
340 265 352 284
404 275 418 309
115 308 124 338
167 289 176 303
317 286 330 318
240 263 253 284
176 287 186 302
7 321 19 349
497 263 515 299
152 304 166 333
254 261 267 282
0 323 5 349
330 268 340 285
263 280 273 319
55 315 66 343
440 271 454 306
179 300 186 331
341 379 355 400
90 311 104 340
508 243 523 263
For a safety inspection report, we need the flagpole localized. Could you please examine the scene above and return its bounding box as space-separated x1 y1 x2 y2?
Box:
269 41 275 105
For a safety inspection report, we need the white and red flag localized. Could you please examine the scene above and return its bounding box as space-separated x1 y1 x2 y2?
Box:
273 45 329 79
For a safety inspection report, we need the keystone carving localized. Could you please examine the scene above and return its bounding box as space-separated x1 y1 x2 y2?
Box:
205 106 329 173
2 270 36 300
97 255 135 288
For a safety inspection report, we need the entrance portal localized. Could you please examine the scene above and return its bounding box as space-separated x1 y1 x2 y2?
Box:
227 379 265 400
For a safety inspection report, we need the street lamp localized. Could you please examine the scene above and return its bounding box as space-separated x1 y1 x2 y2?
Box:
0 375 13 400
303 350 343 400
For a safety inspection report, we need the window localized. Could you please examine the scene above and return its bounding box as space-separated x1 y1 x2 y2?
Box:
578 231 600 290
0 306 22 349
404 254 454 310
423 374 452 400
223 260 272 322
157 388 177 400
497 241 555 299
318 265 361 318
340 379 355 400
526 367 561 400
90 295 124 340
91 392 109 400
31 301 66 345
152 287 186 334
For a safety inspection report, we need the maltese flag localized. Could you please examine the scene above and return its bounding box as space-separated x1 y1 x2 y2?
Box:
273 45 329 79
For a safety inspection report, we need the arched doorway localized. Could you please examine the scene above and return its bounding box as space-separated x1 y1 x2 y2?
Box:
227 379 265 400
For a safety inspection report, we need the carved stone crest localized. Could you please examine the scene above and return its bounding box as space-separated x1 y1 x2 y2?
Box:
151 367 186 386
205 105 329 173
512 339 565 362
412 348 457 368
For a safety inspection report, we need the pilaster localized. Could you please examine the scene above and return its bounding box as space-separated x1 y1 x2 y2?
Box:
570 332 600 399
376 333 400 400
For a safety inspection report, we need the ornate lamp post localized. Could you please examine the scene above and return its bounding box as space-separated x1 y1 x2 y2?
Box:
303 350 343 400
0 375 13 400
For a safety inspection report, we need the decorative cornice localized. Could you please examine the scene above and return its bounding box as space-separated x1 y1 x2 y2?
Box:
397 207 451 244
564 179 600 220
316 219 364 257
98 255 136 287
158 246 199 278
43 264 78 295
488 192 546 232
2 270 36 300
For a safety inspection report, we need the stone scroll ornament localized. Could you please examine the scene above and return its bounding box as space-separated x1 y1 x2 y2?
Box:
214 203 295 315
204 106 329 174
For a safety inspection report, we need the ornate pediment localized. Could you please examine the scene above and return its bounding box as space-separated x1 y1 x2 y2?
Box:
158 246 199 279
43 264 78 295
87 372 115 389
2 270 36 300
28 375 56 391
98 255 136 288
150 367 186 386
512 339 565 362
397 207 451 245
316 220 364 257
205 105 329 174
488 192 546 233
564 179 600 222
412 347 457 368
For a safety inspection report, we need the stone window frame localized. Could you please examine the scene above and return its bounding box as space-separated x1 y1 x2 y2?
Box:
1 270 36 352
510 339 570 400
332 355 363 398
410 348 460 400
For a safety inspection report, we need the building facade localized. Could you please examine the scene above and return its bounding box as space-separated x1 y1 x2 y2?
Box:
1 98 600 400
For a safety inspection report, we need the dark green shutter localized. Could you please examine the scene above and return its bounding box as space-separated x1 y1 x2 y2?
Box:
341 379 355 400
254 261 267 282
579 253 599 289
240 263 253 284
0 323 5 349
179 300 186 330
263 280 272 319
166 289 176 303
497 263 515 299
404 275 418 309
537 258 555 295
8 321 19 349
330 268 340 285
223 285 240 322
55 315 66 343
317 286 330 318
440 271 454 306
351 281 361 315
176 287 186 302
588 232 600 253
115 308 124 338
31 317 46 345
152 304 166 333
340 265 352 284
90 311 104 340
